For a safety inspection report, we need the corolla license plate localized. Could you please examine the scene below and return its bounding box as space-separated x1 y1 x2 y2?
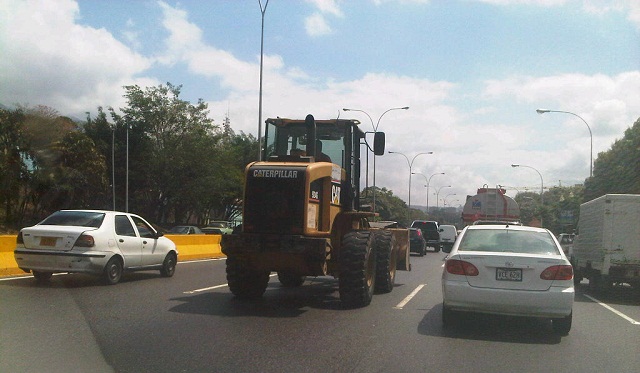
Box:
496 268 522 281
40 237 57 247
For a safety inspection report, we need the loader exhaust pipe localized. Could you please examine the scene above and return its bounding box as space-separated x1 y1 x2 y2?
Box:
305 114 316 158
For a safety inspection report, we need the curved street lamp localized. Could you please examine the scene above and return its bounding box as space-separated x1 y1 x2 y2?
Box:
343 106 409 213
536 108 593 177
412 172 445 215
511 163 544 226
388 151 433 216
257 0 270 161
444 193 457 207
435 185 451 209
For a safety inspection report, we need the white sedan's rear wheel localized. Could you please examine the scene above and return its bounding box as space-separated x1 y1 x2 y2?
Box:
33 271 53 282
103 257 123 285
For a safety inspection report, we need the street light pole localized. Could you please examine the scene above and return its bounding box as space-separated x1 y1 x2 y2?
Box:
412 172 445 216
257 0 269 161
444 193 457 207
388 151 433 217
343 106 409 214
511 163 544 226
435 185 451 209
536 108 593 177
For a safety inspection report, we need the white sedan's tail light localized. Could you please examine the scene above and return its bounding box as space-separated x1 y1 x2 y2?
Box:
74 234 95 248
446 259 479 276
540 265 573 280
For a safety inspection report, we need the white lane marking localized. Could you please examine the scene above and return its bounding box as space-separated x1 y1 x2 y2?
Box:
183 273 277 294
394 284 425 309
584 293 640 325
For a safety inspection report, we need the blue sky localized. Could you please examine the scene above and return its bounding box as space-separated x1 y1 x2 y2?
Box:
1 0 639 207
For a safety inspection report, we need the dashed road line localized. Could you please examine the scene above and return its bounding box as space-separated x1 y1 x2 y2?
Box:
584 293 640 325
394 284 425 309
183 273 277 294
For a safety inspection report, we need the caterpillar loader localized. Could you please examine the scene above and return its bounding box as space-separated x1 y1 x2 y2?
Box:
221 114 410 308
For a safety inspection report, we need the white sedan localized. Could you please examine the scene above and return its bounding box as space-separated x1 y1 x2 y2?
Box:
14 210 178 285
441 224 574 335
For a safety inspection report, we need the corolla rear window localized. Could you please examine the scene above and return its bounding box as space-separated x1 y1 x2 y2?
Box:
40 211 105 228
458 229 560 255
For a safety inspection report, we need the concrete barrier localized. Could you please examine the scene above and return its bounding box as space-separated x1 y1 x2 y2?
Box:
0 234 225 277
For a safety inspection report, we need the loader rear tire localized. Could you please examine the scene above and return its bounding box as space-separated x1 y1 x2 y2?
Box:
226 255 269 300
339 230 376 308
373 230 396 294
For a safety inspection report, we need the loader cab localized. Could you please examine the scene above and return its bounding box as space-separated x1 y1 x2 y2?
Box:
264 116 383 212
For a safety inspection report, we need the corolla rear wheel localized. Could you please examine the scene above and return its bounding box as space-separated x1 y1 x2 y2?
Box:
552 312 572 336
103 257 123 285
160 252 177 277
32 271 53 282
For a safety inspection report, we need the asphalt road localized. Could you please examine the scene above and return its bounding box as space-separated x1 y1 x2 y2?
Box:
1 253 639 373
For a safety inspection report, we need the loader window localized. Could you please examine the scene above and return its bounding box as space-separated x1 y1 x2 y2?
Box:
264 121 347 169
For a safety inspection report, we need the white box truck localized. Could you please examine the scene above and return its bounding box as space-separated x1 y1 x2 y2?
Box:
573 194 640 290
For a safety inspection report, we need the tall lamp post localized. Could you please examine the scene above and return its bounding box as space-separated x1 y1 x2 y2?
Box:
412 172 445 215
443 193 457 207
343 106 409 213
435 185 451 209
511 163 544 226
257 0 269 161
536 109 593 177
388 151 433 216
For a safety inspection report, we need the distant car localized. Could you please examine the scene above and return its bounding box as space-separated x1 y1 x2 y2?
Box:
409 228 427 256
410 220 440 252
14 210 178 285
438 224 458 252
557 233 575 258
201 221 233 235
441 225 574 335
169 225 203 234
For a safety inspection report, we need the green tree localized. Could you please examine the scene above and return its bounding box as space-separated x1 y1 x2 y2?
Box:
584 117 640 200
0 108 27 227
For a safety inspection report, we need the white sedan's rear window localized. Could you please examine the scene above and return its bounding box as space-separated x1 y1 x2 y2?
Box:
458 229 560 255
40 211 105 228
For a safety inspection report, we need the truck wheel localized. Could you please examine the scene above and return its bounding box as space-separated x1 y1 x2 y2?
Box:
277 271 306 287
434 244 441 253
226 255 269 300
373 230 396 294
339 230 376 308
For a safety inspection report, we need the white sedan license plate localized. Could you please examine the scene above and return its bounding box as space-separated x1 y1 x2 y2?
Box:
496 268 522 281
40 237 57 246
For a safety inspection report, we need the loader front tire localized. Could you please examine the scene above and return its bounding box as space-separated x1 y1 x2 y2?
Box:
339 230 376 308
226 255 269 300
373 230 396 294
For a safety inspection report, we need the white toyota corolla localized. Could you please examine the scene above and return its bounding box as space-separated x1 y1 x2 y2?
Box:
441 224 574 335
14 210 178 285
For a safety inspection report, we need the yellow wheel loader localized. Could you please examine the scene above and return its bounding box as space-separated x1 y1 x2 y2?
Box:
221 115 410 308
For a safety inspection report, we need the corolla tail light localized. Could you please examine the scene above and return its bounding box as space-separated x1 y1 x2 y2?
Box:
74 234 95 248
445 259 479 276
540 265 573 281
16 231 24 244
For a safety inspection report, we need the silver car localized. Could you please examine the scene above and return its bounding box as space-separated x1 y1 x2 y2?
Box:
441 225 574 335
14 210 178 284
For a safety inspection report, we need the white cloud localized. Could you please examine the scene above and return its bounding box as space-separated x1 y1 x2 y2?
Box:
0 0 154 114
305 13 334 36
306 0 344 17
